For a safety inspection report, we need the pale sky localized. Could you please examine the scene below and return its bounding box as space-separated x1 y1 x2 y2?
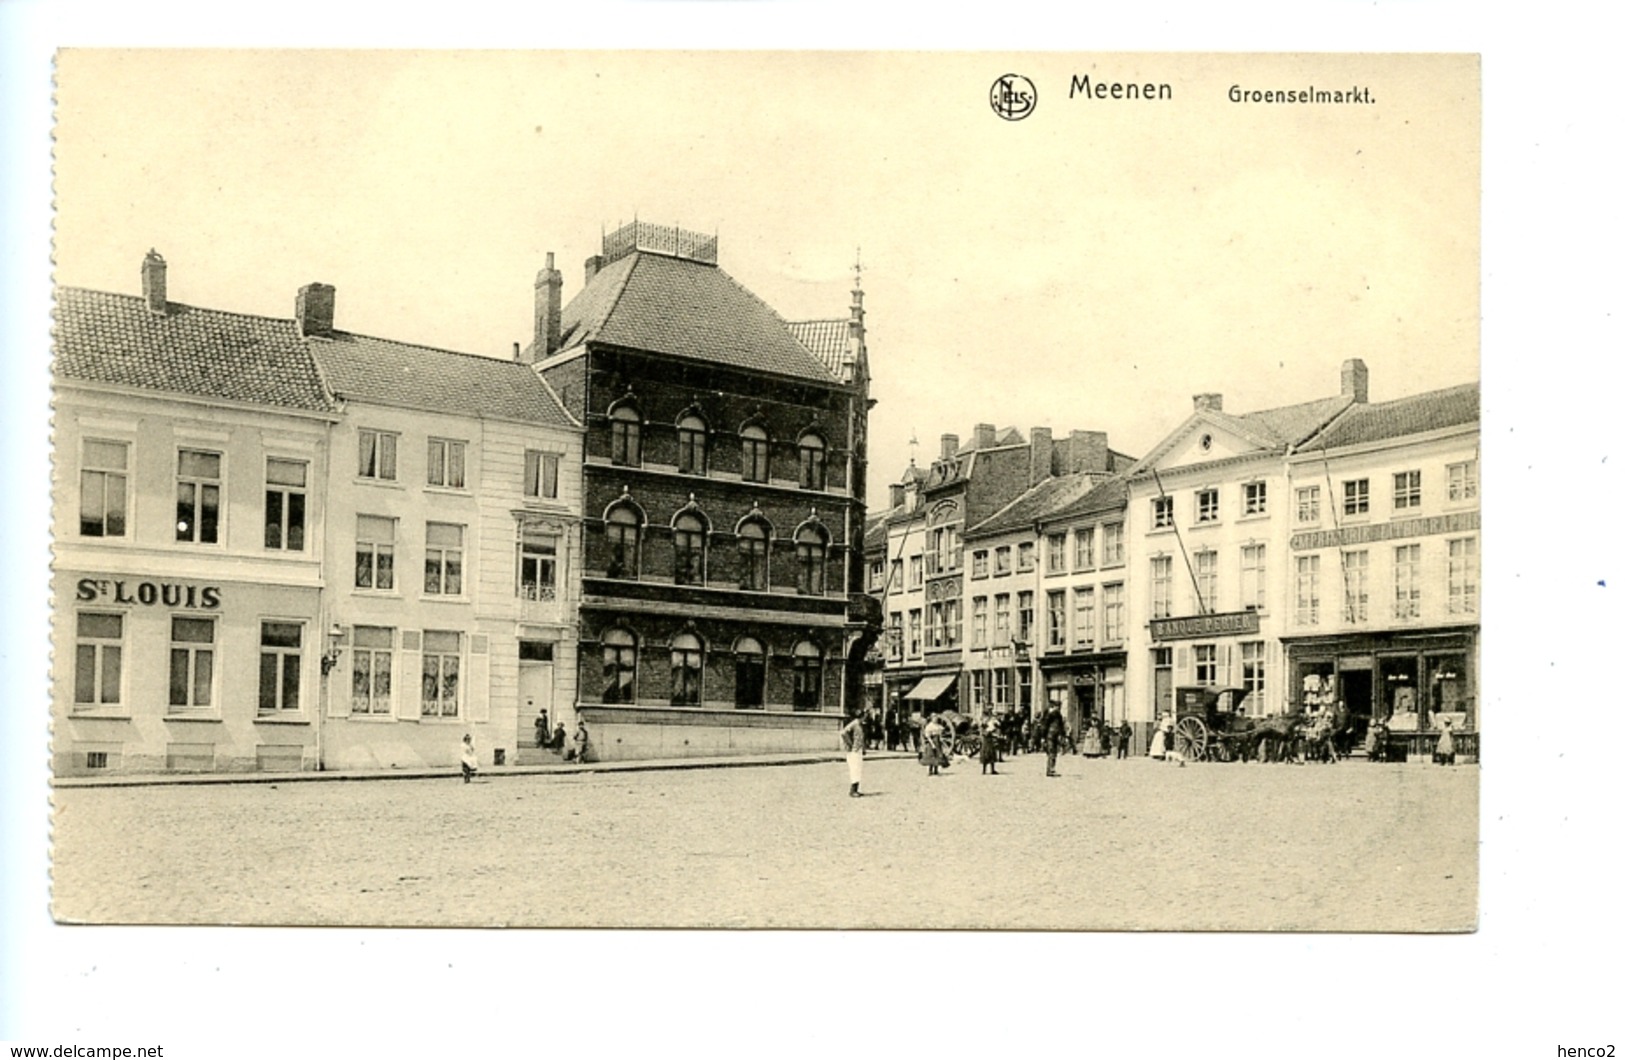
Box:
53 50 1478 476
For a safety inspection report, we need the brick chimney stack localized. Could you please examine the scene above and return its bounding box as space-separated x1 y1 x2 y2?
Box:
531 253 564 362
296 283 336 337
1193 393 1223 412
1029 427 1054 486
940 433 960 461
889 483 905 508
1341 358 1369 403
584 255 604 285
1069 430 1109 474
141 249 167 315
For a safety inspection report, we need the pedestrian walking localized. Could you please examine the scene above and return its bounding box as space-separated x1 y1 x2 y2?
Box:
1040 704 1068 777
460 733 479 783
980 715 1001 775
841 711 867 797
533 707 550 749
920 714 948 776
1433 718 1456 766
1117 720 1133 759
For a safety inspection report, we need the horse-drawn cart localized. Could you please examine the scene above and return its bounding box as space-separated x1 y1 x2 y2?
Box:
1172 686 1253 762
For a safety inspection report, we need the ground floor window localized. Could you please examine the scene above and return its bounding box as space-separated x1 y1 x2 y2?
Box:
670 633 703 706
351 625 394 715
1240 641 1265 703
1378 655 1418 728
168 616 216 710
1425 653 1470 726
421 630 461 717
1152 647 1172 719
258 621 303 713
792 641 822 710
74 612 123 708
1194 643 1218 686
735 637 765 709
602 628 636 704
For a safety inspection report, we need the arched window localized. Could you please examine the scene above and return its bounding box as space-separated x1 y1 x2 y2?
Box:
795 525 827 596
602 627 636 704
610 404 642 467
605 506 641 579
741 424 770 483
798 432 827 491
734 636 765 710
673 511 707 586
670 633 703 707
792 641 822 711
677 414 708 476
737 519 770 591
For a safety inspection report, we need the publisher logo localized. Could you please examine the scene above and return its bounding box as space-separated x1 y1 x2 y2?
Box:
990 74 1037 121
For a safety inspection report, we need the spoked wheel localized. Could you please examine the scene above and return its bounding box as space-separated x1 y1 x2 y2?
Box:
1211 736 1235 763
1175 716 1209 762
956 734 982 759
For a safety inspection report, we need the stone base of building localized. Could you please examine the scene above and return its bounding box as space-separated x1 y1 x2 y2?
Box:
577 704 842 762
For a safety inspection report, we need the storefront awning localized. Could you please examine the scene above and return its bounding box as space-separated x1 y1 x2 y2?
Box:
904 674 956 701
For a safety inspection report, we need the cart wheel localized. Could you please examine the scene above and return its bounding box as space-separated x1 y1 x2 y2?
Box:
1175 717 1208 761
1212 737 1234 763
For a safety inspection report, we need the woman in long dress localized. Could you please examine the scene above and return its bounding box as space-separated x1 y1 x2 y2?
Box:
1080 718 1103 757
921 714 948 776
1148 714 1168 759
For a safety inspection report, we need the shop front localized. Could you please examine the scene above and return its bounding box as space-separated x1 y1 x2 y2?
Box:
1039 651 1127 748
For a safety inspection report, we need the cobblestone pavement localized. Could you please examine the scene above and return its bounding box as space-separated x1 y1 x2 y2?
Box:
50 752 1477 931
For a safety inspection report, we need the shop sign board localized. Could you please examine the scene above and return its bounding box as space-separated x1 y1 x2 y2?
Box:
1150 610 1260 642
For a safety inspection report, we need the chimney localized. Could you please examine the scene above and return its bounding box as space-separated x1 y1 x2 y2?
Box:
1069 430 1109 474
533 253 564 362
940 433 960 461
584 255 605 285
141 249 167 314
973 423 996 450
1193 393 1223 413
889 483 905 508
296 283 335 337
1341 358 1369 403
1029 427 1054 486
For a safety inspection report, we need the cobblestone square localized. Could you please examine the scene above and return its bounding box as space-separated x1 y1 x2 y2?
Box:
51 754 1476 931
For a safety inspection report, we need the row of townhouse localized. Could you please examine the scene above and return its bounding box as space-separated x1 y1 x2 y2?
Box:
866 359 1481 758
53 224 878 776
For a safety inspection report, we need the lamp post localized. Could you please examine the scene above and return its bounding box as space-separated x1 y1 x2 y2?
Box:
318 622 345 771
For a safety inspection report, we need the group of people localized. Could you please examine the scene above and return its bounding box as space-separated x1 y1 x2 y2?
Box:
458 717 593 784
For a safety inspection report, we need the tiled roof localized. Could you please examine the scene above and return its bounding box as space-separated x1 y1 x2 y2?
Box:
1234 394 1355 448
557 252 842 385
312 333 578 429
1298 383 1479 451
787 319 851 382
967 473 1107 538
53 288 334 412
1040 476 1129 525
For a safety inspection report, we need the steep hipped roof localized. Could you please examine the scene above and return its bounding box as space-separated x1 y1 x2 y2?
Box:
556 252 842 385
1298 383 1479 452
786 319 851 382
312 333 578 429
966 473 1107 538
54 287 334 412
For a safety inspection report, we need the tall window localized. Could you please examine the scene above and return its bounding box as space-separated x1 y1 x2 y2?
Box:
175 448 221 544
1016 542 1036 572
1074 527 1095 569
1046 533 1067 573
972 550 989 579
1196 489 1219 523
610 405 643 467
519 527 558 601
1296 555 1321 625
1046 590 1066 649
1241 641 1265 700
420 630 461 717
1449 537 1478 615
994 594 1011 646
357 429 398 481
424 522 465 596
1151 556 1173 619
792 642 822 710
1243 481 1268 516
868 558 885 592
993 669 1011 710
524 450 560 500
1448 461 1479 503
1194 550 1217 613
909 555 925 588
677 415 708 475
740 425 770 483
1342 550 1369 623
258 621 302 714
79 439 128 538
1343 478 1370 516
427 438 467 489
943 599 962 648
1102 524 1124 565
1152 497 1173 530
606 506 641 579
1393 470 1422 510
670 633 703 706
886 613 903 661
1240 544 1266 611
673 512 707 586
1394 543 1422 619
264 458 308 551
1017 591 1035 644
926 602 943 650
736 520 771 591
1194 644 1218 686
1102 584 1124 643
971 596 988 648
355 515 396 590
889 558 904 592
798 432 826 490
602 628 636 703
1296 486 1321 523
907 609 922 657
929 525 960 574
796 526 827 595
1074 587 1096 647
351 626 394 715
734 637 765 709
73 612 123 708
994 547 1012 576
167 616 215 711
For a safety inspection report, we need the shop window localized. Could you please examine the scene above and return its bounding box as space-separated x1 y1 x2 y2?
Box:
601 628 637 704
610 405 643 467
355 515 396 590
427 438 467 489
175 448 221 544
424 522 465 596
740 425 770 483
357 429 398 482
1426 654 1469 726
796 526 827 595
524 450 560 500
734 637 765 709
677 415 709 476
1392 470 1421 511
670 633 703 706
1296 486 1320 524
737 519 770 591
1243 481 1267 516
264 458 308 551
1152 497 1174 530
258 621 303 714
351 626 394 715
1341 550 1370 623
605 506 641 579
798 432 826 490
168 616 216 711
420 630 461 717
1379 656 1419 729
1343 478 1370 517
673 512 707 586
1196 489 1219 523
1151 556 1172 619
79 439 129 538
791 641 822 711
519 527 558 601
74 612 123 708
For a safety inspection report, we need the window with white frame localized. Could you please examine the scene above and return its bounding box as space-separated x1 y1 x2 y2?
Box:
970 670 988 712
1448 537 1478 615
1196 489 1219 523
889 558 903 593
1151 556 1173 619
1074 586 1096 647
994 546 1012 576
74 612 123 709
1241 641 1265 699
886 613 903 660
868 558 885 592
420 630 461 717
258 621 302 714
1017 591 1034 644
1295 555 1321 625
1343 478 1370 517
1240 544 1266 611
993 669 1011 709
1194 644 1218 686
1243 481 1267 516
926 602 943 650
971 596 987 648
1102 583 1124 643
519 527 558 601
994 594 1011 647
1448 460 1479 503
350 626 394 715
670 633 703 706
1342 550 1369 623
1393 470 1421 511
424 522 465 596
524 450 560 500
355 515 396 590
427 438 467 489
1194 550 1218 613
1016 541 1036 572
357 429 398 481
175 448 222 544
944 598 962 648
79 439 129 538
1296 486 1320 524
1046 533 1067 573
1394 543 1421 619
1074 527 1095 569
1152 496 1174 530
264 458 308 551
909 555 924 588
167 616 215 711
1102 524 1124 566
971 550 989 579
1046 590 1066 649
907 609 922 657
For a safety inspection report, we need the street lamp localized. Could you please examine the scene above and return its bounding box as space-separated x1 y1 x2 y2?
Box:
321 622 346 676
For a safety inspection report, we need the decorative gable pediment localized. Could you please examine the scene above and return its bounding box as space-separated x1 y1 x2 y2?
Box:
1134 413 1276 477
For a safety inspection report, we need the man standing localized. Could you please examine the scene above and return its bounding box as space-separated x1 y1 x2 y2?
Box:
1117 719 1133 759
841 712 867 797
1041 704 1068 777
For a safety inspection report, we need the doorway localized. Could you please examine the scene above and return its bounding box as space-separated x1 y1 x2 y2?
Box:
519 640 556 750
1340 666 1374 751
